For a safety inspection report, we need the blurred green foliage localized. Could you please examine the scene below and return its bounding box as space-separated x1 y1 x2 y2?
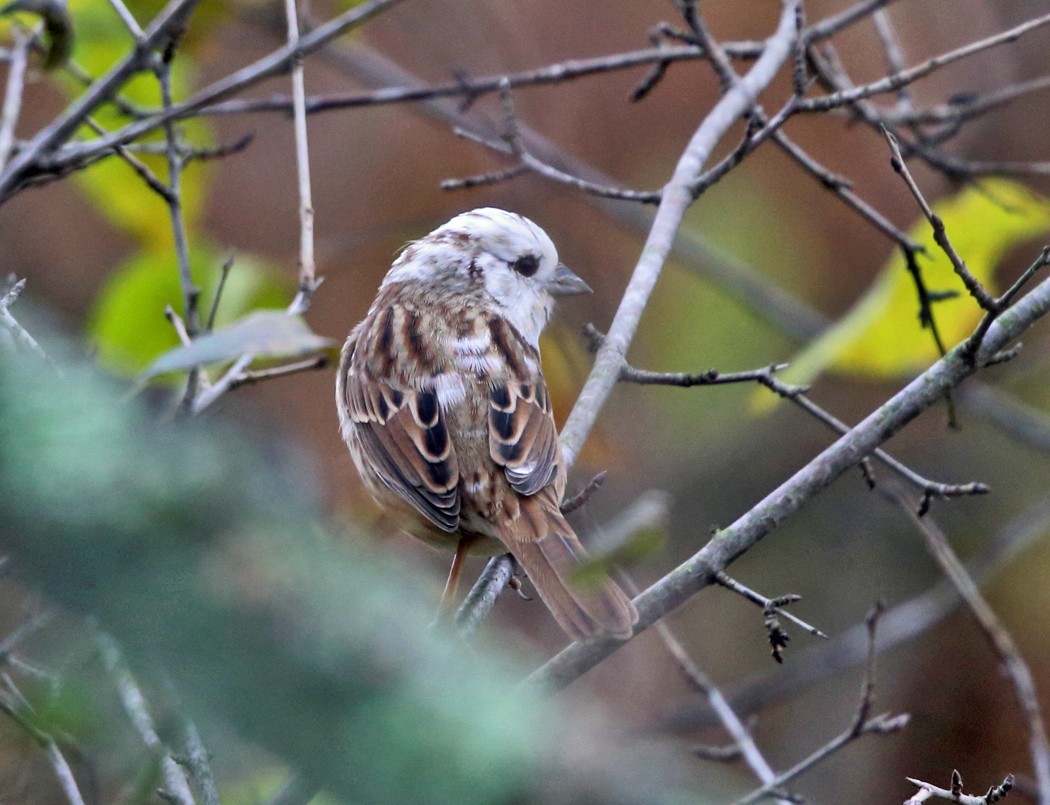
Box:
0 341 541 802
0 333 698 803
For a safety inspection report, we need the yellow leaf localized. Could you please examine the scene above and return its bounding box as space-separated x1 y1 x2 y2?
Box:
779 179 1050 389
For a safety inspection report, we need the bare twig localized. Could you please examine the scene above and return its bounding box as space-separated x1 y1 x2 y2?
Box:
558 0 801 467
152 45 203 415
22 0 408 185
798 13 1050 113
162 676 219 805
888 486 1050 803
883 129 998 312
734 604 909 804
0 687 86 805
617 573 791 803
95 631 195 805
284 0 316 291
560 470 608 515
0 30 31 172
177 715 219 805
104 0 145 41
885 74 1050 128
453 554 517 636
905 771 1014 804
871 8 912 113
444 83 661 203
231 356 330 388
82 115 173 199
0 278 48 360
602 338 987 510
669 494 1050 734
204 252 235 332
0 0 203 200
964 247 1050 362
714 573 828 640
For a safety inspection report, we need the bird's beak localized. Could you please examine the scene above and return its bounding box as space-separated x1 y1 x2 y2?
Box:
547 263 592 297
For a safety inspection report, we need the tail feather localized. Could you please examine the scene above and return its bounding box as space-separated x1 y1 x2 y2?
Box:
499 498 639 641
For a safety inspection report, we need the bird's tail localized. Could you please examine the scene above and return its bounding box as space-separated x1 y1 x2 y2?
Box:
497 496 639 642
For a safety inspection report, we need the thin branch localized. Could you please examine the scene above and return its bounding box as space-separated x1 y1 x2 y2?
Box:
177 715 219 805
442 86 661 203
95 631 195 805
601 337 987 510
191 353 254 413
670 494 1050 735
223 355 329 392
888 486 1050 803
801 0 895 44
162 677 219 805
885 74 1050 128
204 252 234 332
560 470 608 515
905 771 1014 804
453 554 517 636
770 128 921 251
558 0 801 467
0 0 203 200
528 269 1050 690
964 246 1050 362
104 0 145 41
617 574 791 803
208 45 716 118
883 128 999 312
734 605 909 804
21 0 408 185
0 688 86 805
714 573 828 640
871 8 912 113
0 30 31 173
82 116 173 200
0 278 48 360
798 13 1050 113
284 0 316 291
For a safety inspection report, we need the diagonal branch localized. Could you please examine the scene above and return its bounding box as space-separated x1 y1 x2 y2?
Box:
529 269 1050 690
888 485 1050 803
0 0 203 199
558 0 802 467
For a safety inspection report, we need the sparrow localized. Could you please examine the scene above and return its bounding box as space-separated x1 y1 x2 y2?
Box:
336 208 639 641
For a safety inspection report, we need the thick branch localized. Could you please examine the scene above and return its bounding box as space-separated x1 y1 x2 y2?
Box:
530 271 1050 690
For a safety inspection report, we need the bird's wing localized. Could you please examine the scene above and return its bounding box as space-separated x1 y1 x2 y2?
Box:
343 366 460 531
488 376 560 497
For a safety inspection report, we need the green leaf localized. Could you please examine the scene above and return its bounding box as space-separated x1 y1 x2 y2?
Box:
779 179 1050 388
86 246 290 375
142 311 333 378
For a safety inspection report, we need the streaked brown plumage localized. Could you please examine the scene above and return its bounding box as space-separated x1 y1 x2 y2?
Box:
336 208 638 641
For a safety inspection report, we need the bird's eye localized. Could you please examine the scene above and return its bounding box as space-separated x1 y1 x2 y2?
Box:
512 254 540 277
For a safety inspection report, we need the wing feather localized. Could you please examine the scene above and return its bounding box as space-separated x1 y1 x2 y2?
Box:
345 367 460 531
489 379 560 497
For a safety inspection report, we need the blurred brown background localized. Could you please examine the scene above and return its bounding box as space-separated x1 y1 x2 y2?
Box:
5 0 1050 801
